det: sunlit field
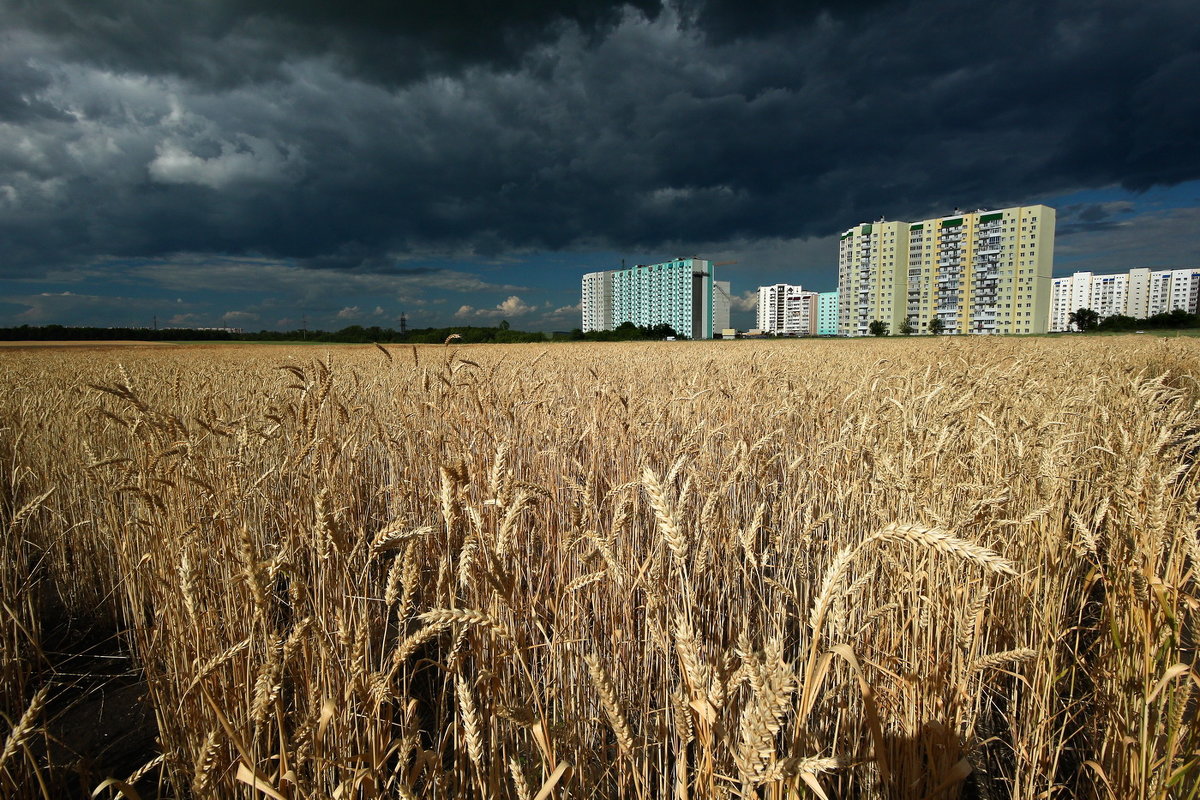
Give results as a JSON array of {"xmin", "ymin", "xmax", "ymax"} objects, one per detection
[{"xmin": 2, "ymin": 337, "xmax": 1197, "ymax": 799}]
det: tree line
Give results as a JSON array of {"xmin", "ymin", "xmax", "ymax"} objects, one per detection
[
  {"xmin": 0, "ymin": 321, "xmax": 682, "ymax": 344},
  {"xmin": 860, "ymin": 308, "xmax": 1198, "ymax": 336},
  {"xmin": 1066, "ymin": 307, "xmax": 1198, "ymax": 332}
]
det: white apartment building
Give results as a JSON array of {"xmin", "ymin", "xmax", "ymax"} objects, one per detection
[
  {"xmin": 1153, "ymin": 269, "xmax": 1200, "ymax": 317},
  {"xmin": 1049, "ymin": 272, "xmax": 1095, "ymax": 332},
  {"xmin": 1048, "ymin": 267, "xmax": 1200, "ymax": 330},
  {"xmin": 757, "ymin": 283, "xmax": 818, "ymax": 335},
  {"xmin": 581, "ymin": 271, "xmax": 613, "ymax": 332},
  {"xmin": 580, "ymin": 258, "xmax": 719, "ymax": 339},
  {"xmin": 1091, "ymin": 273, "xmax": 1128, "ymax": 318}
]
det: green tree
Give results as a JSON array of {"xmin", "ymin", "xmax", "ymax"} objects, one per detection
[
  {"xmin": 928, "ymin": 317, "xmax": 946, "ymax": 335},
  {"xmin": 1068, "ymin": 308, "xmax": 1100, "ymax": 332},
  {"xmin": 898, "ymin": 316, "xmax": 916, "ymax": 335},
  {"xmin": 868, "ymin": 319, "xmax": 889, "ymax": 337},
  {"xmin": 613, "ymin": 321, "xmax": 642, "ymax": 340}
]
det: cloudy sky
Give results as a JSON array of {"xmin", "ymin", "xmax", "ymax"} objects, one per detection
[{"xmin": 1, "ymin": 0, "xmax": 1198, "ymax": 331}]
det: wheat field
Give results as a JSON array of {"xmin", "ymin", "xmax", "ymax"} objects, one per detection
[{"xmin": 1, "ymin": 337, "xmax": 1197, "ymax": 799}]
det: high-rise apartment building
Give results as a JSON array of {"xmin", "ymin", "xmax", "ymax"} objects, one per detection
[
  {"xmin": 757, "ymin": 283, "xmax": 818, "ymax": 335},
  {"xmin": 581, "ymin": 270, "xmax": 613, "ymax": 333},
  {"xmin": 1049, "ymin": 271, "xmax": 1096, "ymax": 332},
  {"xmin": 1048, "ymin": 267, "xmax": 1200, "ymax": 330},
  {"xmin": 714, "ymin": 280, "xmax": 731, "ymax": 333},
  {"xmin": 838, "ymin": 205, "xmax": 1055, "ymax": 335},
  {"xmin": 1154, "ymin": 269, "xmax": 1200, "ymax": 317},
  {"xmin": 580, "ymin": 258, "xmax": 719, "ymax": 339},
  {"xmin": 817, "ymin": 291, "xmax": 839, "ymax": 336},
  {"xmin": 838, "ymin": 221, "xmax": 909, "ymax": 336}
]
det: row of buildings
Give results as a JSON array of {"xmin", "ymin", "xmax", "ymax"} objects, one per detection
[
  {"xmin": 580, "ymin": 204, "xmax": 1197, "ymax": 338},
  {"xmin": 755, "ymin": 284, "xmax": 839, "ymax": 336},
  {"xmin": 581, "ymin": 258, "xmax": 730, "ymax": 339},
  {"xmin": 1048, "ymin": 268, "xmax": 1200, "ymax": 331}
]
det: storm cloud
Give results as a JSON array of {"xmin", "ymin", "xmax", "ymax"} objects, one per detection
[{"xmin": 0, "ymin": 0, "xmax": 1197, "ymax": 323}]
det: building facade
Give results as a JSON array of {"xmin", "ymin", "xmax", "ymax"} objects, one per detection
[
  {"xmin": 838, "ymin": 221, "xmax": 908, "ymax": 336},
  {"xmin": 581, "ymin": 271, "xmax": 613, "ymax": 333},
  {"xmin": 1048, "ymin": 267, "xmax": 1200, "ymax": 330},
  {"xmin": 756, "ymin": 283, "xmax": 818, "ymax": 335},
  {"xmin": 713, "ymin": 280, "xmax": 731, "ymax": 333},
  {"xmin": 580, "ymin": 258, "xmax": 718, "ymax": 339},
  {"xmin": 839, "ymin": 205, "xmax": 1056, "ymax": 335},
  {"xmin": 817, "ymin": 291, "xmax": 839, "ymax": 335}
]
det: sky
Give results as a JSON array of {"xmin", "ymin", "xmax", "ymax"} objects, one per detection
[{"xmin": 1, "ymin": 0, "xmax": 1198, "ymax": 332}]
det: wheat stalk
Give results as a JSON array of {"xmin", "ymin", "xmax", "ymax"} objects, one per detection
[
  {"xmin": 872, "ymin": 522, "xmax": 1017, "ymax": 575},
  {"xmin": 456, "ymin": 676, "xmax": 485, "ymax": 769},
  {"xmin": 642, "ymin": 466, "xmax": 688, "ymax": 563},
  {"xmin": 585, "ymin": 653, "xmax": 635, "ymax": 756}
]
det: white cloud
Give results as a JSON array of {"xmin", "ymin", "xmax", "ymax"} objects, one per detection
[
  {"xmin": 149, "ymin": 135, "xmax": 302, "ymax": 189},
  {"xmin": 497, "ymin": 295, "xmax": 533, "ymax": 315},
  {"xmin": 336, "ymin": 306, "xmax": 361, "ymax": 319},
  {"xmin": 730, "ymin": 290, "xmax": 758, "ymax": 311},
  {"xmin": 221, "ymin": 310, "xmax": 258, "ymax": 323},
  {"xmin": 454, "ymin": 295, "xmax": 536, "ymax": 320}
]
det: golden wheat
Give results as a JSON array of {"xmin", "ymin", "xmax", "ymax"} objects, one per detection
[{"xmin": 0, "ymin": 337, "xmax": 1196, "ymax": 799}]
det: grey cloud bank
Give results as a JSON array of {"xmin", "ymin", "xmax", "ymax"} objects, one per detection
[{"xmin": 0, "ymin": 0, "xmax": 1198, "ymax": 328}]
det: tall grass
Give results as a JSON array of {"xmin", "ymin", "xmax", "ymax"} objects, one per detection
[{"xmin": 0, "ymin": 337, "xmax": 1197, "ymax": 798}]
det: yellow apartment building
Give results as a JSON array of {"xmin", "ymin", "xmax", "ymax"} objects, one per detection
[
  {"xmin": 837, "ymin": 220, "xmax": 909, "ymax": 336},
  {"xmin": 840, "ymin": 205, "xmax": 1055, "ymax": 335}
]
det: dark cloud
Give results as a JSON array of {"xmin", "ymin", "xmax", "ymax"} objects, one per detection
[
  {"xmin": 4, "ymin": 0, "xmax": 664, "ymax": 88},
  {"xmin": 678, "ymin": 0, "xmax": 893, "ymax": 42},
  {"xmin": 0, "ymin": 0, "xmax": 1197, "ymax": 284},
  {"xmin": 1055, "ymin": 206, "xmax": 1200, "ymax": 270},
  {"xmin": 1056, "ymin": 200, "xmax": 1137, "ymax": 236}
]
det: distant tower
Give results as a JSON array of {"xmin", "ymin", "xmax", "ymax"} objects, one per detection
[{"xmin": 399, "ymin": 313, "xmax": 407, "ymax": 334}]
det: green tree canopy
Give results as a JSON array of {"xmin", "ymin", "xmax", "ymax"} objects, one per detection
[{"xmin": 1068, "ymin": 308, "xmax": 1101, "ymax": 332}]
